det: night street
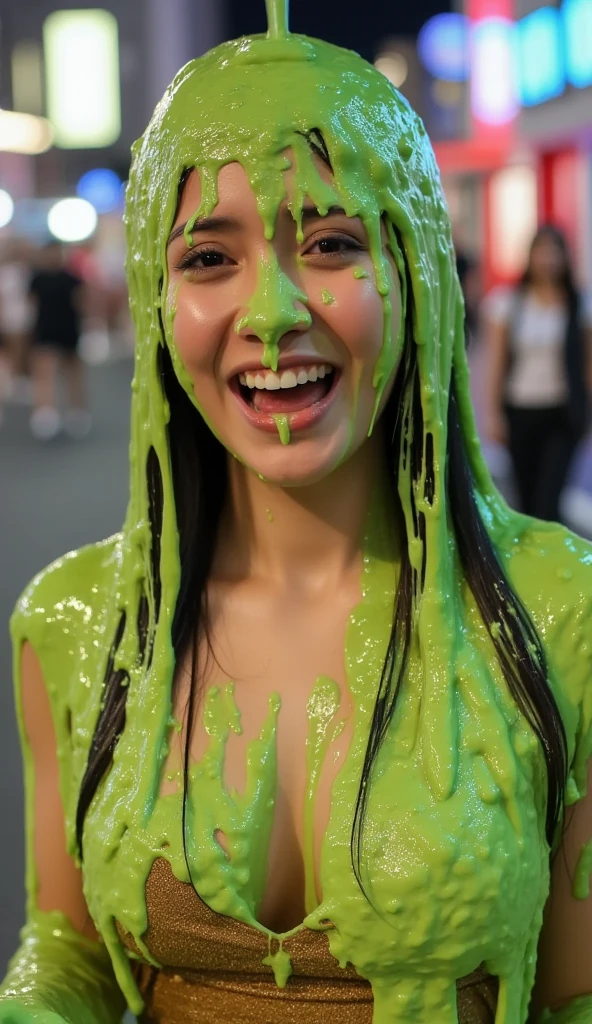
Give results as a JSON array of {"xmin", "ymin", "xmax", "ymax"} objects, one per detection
[{"xmin": 0, "ymin": 357, "xmax": 132, "ymax": 975}]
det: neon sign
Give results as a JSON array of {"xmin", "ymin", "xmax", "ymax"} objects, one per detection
[{"xmin": 516, "ymin": 7, "xmax": 564, "ymax": 106}]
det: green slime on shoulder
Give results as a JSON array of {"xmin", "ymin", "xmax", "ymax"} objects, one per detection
[{"xmin": 5, "ymin": 0, "xmax": 592, "ymax": 1022}]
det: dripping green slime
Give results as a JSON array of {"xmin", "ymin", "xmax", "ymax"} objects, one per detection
[{"xmin": 4, "ymin": 2, "xmax": 592, "ymax": 1023}]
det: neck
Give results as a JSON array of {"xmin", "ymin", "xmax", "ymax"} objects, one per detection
[
  {"xmin": 215, "ymin": 431, "xmax": 392, "ymax": 592},
  {"xmin": 530, "ymin": 279, "xmax": 565, "ymax": 301}
]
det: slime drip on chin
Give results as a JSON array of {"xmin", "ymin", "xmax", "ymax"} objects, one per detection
[{"xmin": 272, "ymin": 413, "xmax": 291, "ymax": 444}]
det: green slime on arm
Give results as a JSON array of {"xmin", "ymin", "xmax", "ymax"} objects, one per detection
[
  {"xmin": 5, "ymin": 0, "xmax": 592, "ymax": 1021},
  {"xmin": 573, "ymin": 841, "xmax": 592, "ymax": 900}
]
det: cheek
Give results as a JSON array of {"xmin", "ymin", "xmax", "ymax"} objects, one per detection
[
  {"xmin": 322, "ymin": 281, "xmax": 386, "ymax": 363},
  {"xmin": 168, "ymin": 282, "xmax": 220, "ymax": 375}
]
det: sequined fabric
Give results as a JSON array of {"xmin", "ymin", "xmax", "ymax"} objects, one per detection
[{"xmin": 118, "ymin": 858, "xmax": 498, "ymax": 1023}]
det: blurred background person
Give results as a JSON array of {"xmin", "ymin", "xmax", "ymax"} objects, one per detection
[
  {"xmin": 0, "ymin": 239, "xmax": 34, "ymax": 414},
  {"xmin": 28, "ymin": 241, "xmax": 91, "ymax": 441},
  {"xmin": 483, "ymin": 224, "xmax": 592, "ymax": 522}
]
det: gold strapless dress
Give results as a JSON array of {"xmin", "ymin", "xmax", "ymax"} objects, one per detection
[{"xmin": 119, "ymin": 858, "xmax": 498, "ymax": 1023}]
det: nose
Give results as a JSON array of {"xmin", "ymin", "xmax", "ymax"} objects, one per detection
[{"xmin": 235, "ymin": 252, "xmax": 312, "ymax": 371}]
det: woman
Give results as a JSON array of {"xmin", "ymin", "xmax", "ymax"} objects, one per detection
[
  {"xmin": 484, "ymin": 224, "xmax": 592, "ymax": 523},
  {"xmin": 1, "ymin": 5, "xmax": 592, "ymax": 1022}
]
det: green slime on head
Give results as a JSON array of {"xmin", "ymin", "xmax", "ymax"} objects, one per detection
[{"xmin": 6, "ymin": 1, "xmax": 592, "ymax": 1022}]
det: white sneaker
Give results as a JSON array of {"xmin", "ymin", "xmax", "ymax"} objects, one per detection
[
  {"xmin": 64, "ymin": 408, "xmax": 92, "ymax": 439},
  {"xmin": 30, "ymin": 406, "xmax": 61, "ymax": 441}
]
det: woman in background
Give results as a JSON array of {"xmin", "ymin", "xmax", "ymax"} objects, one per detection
[{"xmin": 484, "ymin": 224, "xmax": 592, "ymax": 522}]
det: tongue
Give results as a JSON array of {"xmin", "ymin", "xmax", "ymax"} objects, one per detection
[{"xmin": 252, "ymin": 380, "xmax": 327, "ymax": 414}]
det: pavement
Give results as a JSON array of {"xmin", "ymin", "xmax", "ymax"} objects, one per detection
[{"xmin": 1, "ymin": 348, "xmax": 592, "ymax": 990}]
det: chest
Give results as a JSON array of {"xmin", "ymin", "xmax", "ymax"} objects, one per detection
[
  {"xmin": 513, "ymin": 302, "xmax": 567, "ymax": 353},
  {"xmin": 80, "ymin": 578, "xmax": 551, "ymax": 1019},
  {"xmin": 163, "ymin": 586, "xmax": 358, "ymax": 931}
]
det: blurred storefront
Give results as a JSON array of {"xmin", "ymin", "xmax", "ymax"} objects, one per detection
[
  {"xmin": 0, "ymin": 1, "xmax": 225, "ymax": 358},
  {"xmin": 430, "ymin": 0, "xmax": 592, "ymax": 291}
]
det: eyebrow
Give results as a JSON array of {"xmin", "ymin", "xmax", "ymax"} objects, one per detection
[
  {"xmin": 167, "ymin": 216, "xmax": 242, "ymax": 246},
  {"xmin": 299, "ymin": 204, "xmax": 347, "ymax": 222},
  {"xmin": 167, "ymin": 204, "xmax": 350, "ymax": 247}
]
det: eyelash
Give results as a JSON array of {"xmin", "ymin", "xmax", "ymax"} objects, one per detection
[
  {"xmin": 175, "ymin": 247, "xmax": 231, "ymax": 272},
  {"xmin": 304, "ymin": 234, "xmax": 364, "ymax": 257},
  {"xmin": 175, "ymin": 234, "xmax": 364, "ymax": 273}
]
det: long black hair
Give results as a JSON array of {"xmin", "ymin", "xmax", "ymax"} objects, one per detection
[{"xmin": 76, "ymin": 182, "xmax": 568, "ymax": 888}]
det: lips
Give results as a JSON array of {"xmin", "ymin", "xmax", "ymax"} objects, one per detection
[
  {"xmin": 229, "ymin": 362, "xmax": 341, "ymax": 435},
  {"xmin": 251, "ymin": 377, "xmax": 328, "ymax": 413}
]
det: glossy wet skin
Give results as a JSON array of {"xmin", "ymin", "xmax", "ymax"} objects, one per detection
[{"xmin": 166, "ymin": 159, "xmax": 402, "ymax": 486}]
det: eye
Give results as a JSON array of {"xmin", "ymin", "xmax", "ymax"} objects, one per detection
[
  {"xmin": 175, "ymin": 247, "xmax": 235, "ymax": 273},
  {"xmin": 303, "ymin": 233, "xmax": 364, "ymax": 258}
]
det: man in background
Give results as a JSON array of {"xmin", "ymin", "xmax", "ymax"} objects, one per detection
[{"xmin": 28, "ymin": 241, "xmax": 91, "ymax": 441}]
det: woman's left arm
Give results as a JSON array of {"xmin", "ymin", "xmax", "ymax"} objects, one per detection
[
  {"xmin": 585, "ymin": 326, "xmax": 592, "ymax": 396},
  {"xmin": 530, "ymin": 761, "xmax": 592, "ymax": 1021}
]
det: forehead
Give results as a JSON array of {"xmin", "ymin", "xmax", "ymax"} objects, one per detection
[{"xmin": 174, "ymin": 151, "xmax": 338, "ymax": 225}]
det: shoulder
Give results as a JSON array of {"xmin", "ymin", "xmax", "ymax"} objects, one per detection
[
  {"xmin": 482, "ymin": 285, "xmax": 517, "ymax": 325},
  {"xmin": 500, "ymin": 520, "xmax": 592, "ymax": 778},
  {"xmin": 11, "ymin": 534, "xmax": 122, "ymax": 663}
]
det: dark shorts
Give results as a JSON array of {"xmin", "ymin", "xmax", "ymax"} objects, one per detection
[{"xmin": 33, "ymin": 332, "xmax": 79, "ymax": 353}]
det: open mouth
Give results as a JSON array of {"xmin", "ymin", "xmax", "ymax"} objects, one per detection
[{"xmin": 229, "ymin": 362, "xmax": 340, "ymax": 434}]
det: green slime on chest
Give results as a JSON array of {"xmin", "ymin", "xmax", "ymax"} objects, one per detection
[{"xmin": 6, "ymin": 0, "xmax": 592, "ymax": 1021}]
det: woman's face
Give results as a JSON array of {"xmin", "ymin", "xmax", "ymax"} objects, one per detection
[
  {"xmin": 528, "ymin": 233, "xmax": 566, "ymax": 283},
  {"xmin": 165, "ymin": 158, "xmax": 401, "ymax": 485}
]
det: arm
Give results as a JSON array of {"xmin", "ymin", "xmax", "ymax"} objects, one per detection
[
  {"xmin": 529, "ymin": 761, "xmax": 592, "ymax": 1022},
  {"xmin": 482, "ymin": 314, "xmax": 510, "ymax": 446},
  {"xmin": 584, "ymin": 327, "xmax": 592, "ymax": 397},
  {"xmin": 0, "ymin": 643, "xmax": 126, "ymax": 1024}
]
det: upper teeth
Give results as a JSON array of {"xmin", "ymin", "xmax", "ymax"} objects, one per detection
[{"xmin": 238, "ymin": 364, "xmax": 333, "ymax": 390}]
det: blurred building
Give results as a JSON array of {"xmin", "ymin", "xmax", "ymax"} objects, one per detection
[
  {"xmin": 426, "ymin": 0, "xmax": 592, "ymax": 291},
  {"xmin": 0, "ymin": 1, "xmax": 224, "ymax": 226}
]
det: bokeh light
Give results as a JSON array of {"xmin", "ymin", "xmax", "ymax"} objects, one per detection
[
  {"xmin": 77, "ymin": 168, "xmax": 122, "ymax": 214},
  {"xmin": 0, "ymin": 190, "xmax": 15, "ymax": 229},
  {"xmin": 418, "ymin": 13, "xmax": 469, "ymax": 82},
  {"xmin": 374, "ymin": 53, "xmax": 409, "ymax": 88},
  {"xmin": 47, "ymin": 197, "xmax": 98, "ymax": 242}
]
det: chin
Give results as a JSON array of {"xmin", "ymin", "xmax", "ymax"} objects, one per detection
[{"xmin": 245, "ymin": 436, "xmax": 349, "ymax": 487}]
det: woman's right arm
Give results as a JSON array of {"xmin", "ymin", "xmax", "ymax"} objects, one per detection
[
  {"xmin": 482, "ymin": 310, "xmax": 510, "ymax": 446},
  {"xmin": 0, "ymin": 642, "xmax": 126, "ymax": 1024}
]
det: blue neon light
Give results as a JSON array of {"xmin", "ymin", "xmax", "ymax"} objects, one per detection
[
  {"xmin": 516, "ymin": 7, "xmax": 565, "ymax": 105},
  {"xmin": 418, "ymin": 13, "xmax": 469, "ymax": 82},
  {"xmin": 563, "ymin": 0, "xmax": 592, "ymax": 87},
  {"xmin": 76, "ymin": 168, "xmax": 122, "ymax": 214}
]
